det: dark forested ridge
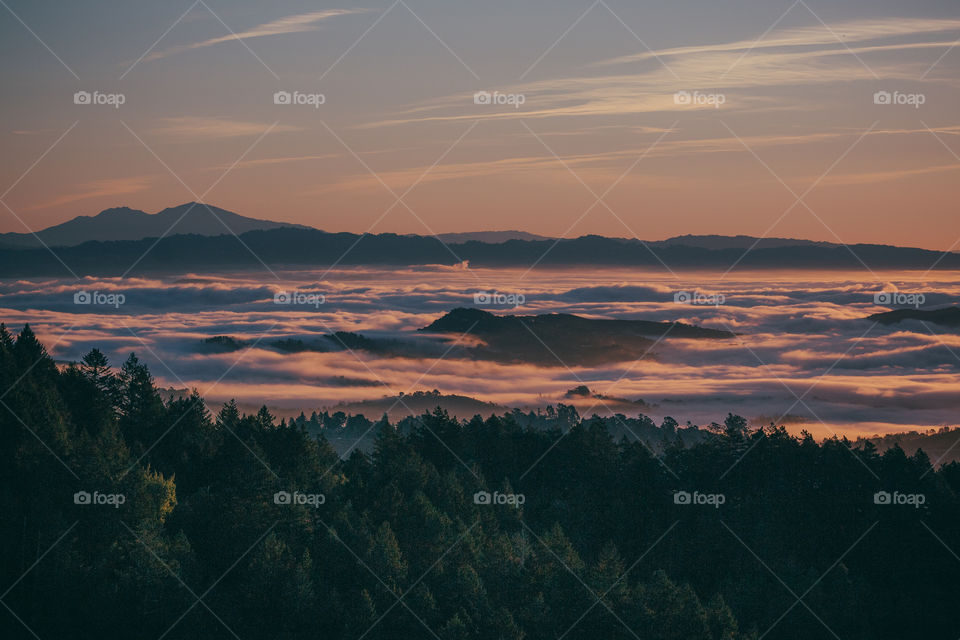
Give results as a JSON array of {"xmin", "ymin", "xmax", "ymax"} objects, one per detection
[
  {"xmin": 3, "ymin": 226, "xmax": 960, "ymax": 276},
  {"xmin": 2, "ymin": 324, "xmax": 959, "ymax": 639}
]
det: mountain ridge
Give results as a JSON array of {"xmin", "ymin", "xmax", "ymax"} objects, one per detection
[{"xmin": 0, "ymin": 202, "xmax": 313, "ymax": 248}]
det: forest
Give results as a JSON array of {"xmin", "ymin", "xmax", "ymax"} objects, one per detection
[{"xmin": 1, "ymin": 323, "xmax": 958, "ymax": 639}]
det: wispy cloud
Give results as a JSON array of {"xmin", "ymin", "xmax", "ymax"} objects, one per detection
[
  {"xmin": 26, "ymin": 176, "xmax": 153, "ymax": 210},
  {"xmin": 360, "ymin": 16, "xmax": 960, "ymax": 129},
  {"xmin": 150, "ymin": 117, "xmax": 300, "ymax": 140},
  {"xmin": 145, "ymin": 9, "xmax": 368, "ymax": 62}
]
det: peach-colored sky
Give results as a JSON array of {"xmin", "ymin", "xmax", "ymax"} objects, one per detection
[{"xmin": 1, "ymin": 1, "xmax": 959, "ymax": 249}]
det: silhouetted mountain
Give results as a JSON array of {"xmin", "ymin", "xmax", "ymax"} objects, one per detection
[
  {"xmin": 0, "ymin": 202, "xmax": 311, "ymax": 248},
  {"xmin": 420, "ymin": 307, "xmax": 734, "ymax": 366},
  {"xmin": 434, "ymin": 230, "xmax": 553, "ymax": 243},
  {"xmin": 867, "ymin": 306, "xmax": 960, "ymax": 327},
  {"xmin": 2, "ymin": 211, "xmax": 959, "ymax": 275},
  {"xmin": 657, "ymin": 234, "xmax": 835, "ymax": 250}
]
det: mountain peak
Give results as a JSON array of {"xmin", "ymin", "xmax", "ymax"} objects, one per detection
[{"xmin": 0, "ymin": 203, "xmax": 312, "ymax": 248}]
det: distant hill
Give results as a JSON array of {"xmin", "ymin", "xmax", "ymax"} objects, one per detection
[
  {"xmin": 657, "ymin": 234, "xmax": 835, "ymax": 250},
  {"xmin": 867, "ymin": 306, "xmax": 960, "ymax": 328},
  {"xmin": 0, "ymin": 202, "xmax": 312, "ymax": 248},
  {"xmin": 2, "ymin": 204, "xmax": 959, "ymax": 275},
  {"xmin": 856, "ymin": 426, "xmax": 960, "ymax": 465},
  {"xmin": 434, "ymin": 230, "xmax": 553, "ymax": 243},
  {"xmin": 420, "ymin": 307, "xmax": 734, "ymax": 366}
]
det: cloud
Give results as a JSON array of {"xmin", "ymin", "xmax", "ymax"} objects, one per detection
[
  {"xmin": 25, "ymin": 176, "xmax": 153, "ymax": 210},
  {"xmin": 145, "ymin": 9, "xmax": 368, "ymax": 62},
  {"xmin": 150, "ymin": 117, "xmax": 300, "ymax": 140}
]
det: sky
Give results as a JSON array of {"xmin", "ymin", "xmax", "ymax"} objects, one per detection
[{"xmin": 1, "ymin": 0, "xmax": 959, "ymax": 248}]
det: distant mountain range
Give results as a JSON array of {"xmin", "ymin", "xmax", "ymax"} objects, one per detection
[
  {"xmin": 0, "ymin": 203, "xmax": 312, "ymax": 248},
  {"xmin": 1, "ymin": 203, "xmax": 958, "ymax": 275}
]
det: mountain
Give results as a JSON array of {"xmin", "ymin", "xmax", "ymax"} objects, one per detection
[
  {"xmin": 434, "ymin": 230, "xmax": 553, "ymax": 243},
  {"xmin": 0, "ymin": 202, "xmax": 312, "ymax": 248},
  {"xmin": 420, "ymin": 307, "xmax": 734, "ymax": 366},
  {"xmin": 867, "ymin": 306, "xmax": 960, "ymax": 328},
  {"xmin": 2, "ymin": 206, "xmax": 960, "ymax": 275},
  {"xmin": 657, "ymin": 234, "xmax": 836, "ymax": 250}
]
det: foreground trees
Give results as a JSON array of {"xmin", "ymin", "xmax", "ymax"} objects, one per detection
[{"xmin": 1, "ymin": 324, "xmax": 957, "ymax": 639}]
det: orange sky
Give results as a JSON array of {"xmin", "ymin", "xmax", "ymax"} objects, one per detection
[{"xmin": 1, "ymin": 1, "xmax": 959, "ymax": 249}]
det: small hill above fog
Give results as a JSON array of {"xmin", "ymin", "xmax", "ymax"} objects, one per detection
[
  {"xmin": 867, "ymin": 306, "xmax": 960, "ymax": 328},
  {"xmin": 420, "ymin": 307, "xmax": 734, "ymax": 366}
]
